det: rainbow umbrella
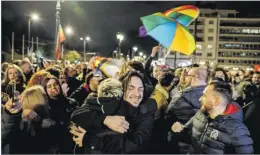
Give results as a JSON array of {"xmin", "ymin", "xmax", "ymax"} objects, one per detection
[
  {"xmin": 140, "ymin": 13, "xmax": 196, "ymax": 55},
  {"xmin": 139, "ymin": 5, "xmax": 199, "ymax": 37}
]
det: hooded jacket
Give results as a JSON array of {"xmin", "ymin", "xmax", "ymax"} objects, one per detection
[{"xmin": 188, "ymin": 103, "xmax": 253, "ymax": 154}]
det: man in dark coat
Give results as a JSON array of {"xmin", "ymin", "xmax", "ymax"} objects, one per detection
[
  {"xmin": 166, "ymin": 67, "xmax": 208, "ymax": 153},
  {"xmin": 172, "ymin": 79, "xmax": 253, "ymax": 154},
  {"xmin": 69, "ymin": 69, "xmax": 104, "ymax": 106}
]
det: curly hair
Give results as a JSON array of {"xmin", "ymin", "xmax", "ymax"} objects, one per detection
[{"xmin": 98, "ymin": 78, "xmax": 123, "ymax": 100}]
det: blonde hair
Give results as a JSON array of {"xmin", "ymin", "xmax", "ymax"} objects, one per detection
[
  {"xmin": 97, "ymin": 78, "xmax": 123, "ymax": 99},
  {"xmin": 22, "ymin": 85, "xmax": 48, "ymax": 112},
  {"xmin": 2, "ymin": 64, "xmax": 26, "ymax": 85}
]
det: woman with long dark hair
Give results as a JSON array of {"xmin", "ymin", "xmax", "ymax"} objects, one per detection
[{"xmin": 42, "ymin": 75, "xmax": 78, "ymax": 153}]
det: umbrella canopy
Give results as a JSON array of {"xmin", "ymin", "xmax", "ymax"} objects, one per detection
[
  {"xmin": 140, "ymin": 13, "xmax": 196, "ymax": 55},
  {"xmin": 139, "ymin": 5, "xmax": 199, "ymax": 37}
]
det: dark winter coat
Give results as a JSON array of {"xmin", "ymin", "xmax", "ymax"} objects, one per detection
[
  {"xmin": 1, "ymin": 106, "xmax": 22, "ymax": 154},
  {"xmin": 48, "ymin": 96, "xmax": 79, "ymax": 153},
  {"xmin": 166, "ymin": 85, "xmax": 206, "ymax": 124},
  {"xmin": 188, "ymin": 103, "xmax": 253, "ymax": 154},
  {"xmin": 67, "ymin": 77, "xmax": 82, "ymax": 97},
  {"xmin": 77, "ymin": 98, "xmax": 157, "ymax": 154},
  {"xmin": 144, "ymin": 56, "xmax": 158, "ymax": 87},
  {"xmin": 3, "ymin": 112, "xmax": 60, "ymax": 154},
  {"xmin": 165, "ymin": 85, "xmax": 206, "ymax": 153},
  {"xmin": 69, "ymin": 83, "xmax": 93, "ymax": 106},
  {"xmin": 244, "ymin": 97, "xmax": 260, "ymax": 153}
]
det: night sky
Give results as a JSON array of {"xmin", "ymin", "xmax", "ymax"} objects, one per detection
[{"xmin": 2, "ymin": 1, "xmax": 260, "ymax": 58}]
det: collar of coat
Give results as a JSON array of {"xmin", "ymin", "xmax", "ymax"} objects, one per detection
[{"xmin": 155, "ymin": 84, "xmax": 169, "ymax": 99}]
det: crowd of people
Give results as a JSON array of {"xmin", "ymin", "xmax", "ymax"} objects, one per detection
[{"xmin": 1, "ymin": 46, "xmax": 260, "ymax": 154}]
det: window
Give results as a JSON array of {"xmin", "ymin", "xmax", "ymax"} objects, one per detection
[
  {"xmin": 207, "ymin": 53, "xmax": 212, "ymax": 57},
  {"xmin": 209, "ymin": 29, "xmax": 214, "ymax": 33},
  {"xmin": 229, "ymin": 60, "xmax": 231, "ymax": 63},
  {"xmin": 249, "ymin": 61, "xmax": 252, "ymax": 64},
  {"xmin": 209, "ymin": 21, "xmax": 214, "ymax": 24},
  {"xmin": 208, "ymin": 37, "xmax": 214, "ymax": 41},
  {"xmin": 207, "ymin": 45, "xmax": 213, "ymax": 49},
  {"xmin": 196, "ymin": 44, "xmax": 202, "ymax": 50}
]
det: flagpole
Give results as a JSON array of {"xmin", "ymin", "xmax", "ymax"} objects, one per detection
[
  {"xmin": 22, "ymin": 35, "xmax": 25, "ymax": 59},
  {"xmin": 36, "ymin": 37, "xmax": 39, "ymax": 52},
  {"xmin": 11, "ymin": 32, "xmax": 14, "ymax": 61},
  {"xmin": 31, "ymin": 37, "xmax": 34, "ymax": 62}
]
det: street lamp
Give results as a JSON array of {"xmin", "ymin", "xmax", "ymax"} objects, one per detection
[
  {"xmin": 139, "ymin": 52, "xmax": 143, "ymax": 57},
  {"xmin": 80, "ymin": 36, "xmax": 91, "ymax": 62},
  {"xmin": 143, "ymin": 55, "xmax": 147, "ymax": 59},
  {"xmin": 65, "ymin": 26, "xmax": 73, "ymax": 36},
  {"xmin": 132, "ymin": 46, "xmax": 138, "ymax": 59},
  {"xmin": 28, "ymin": 13, "xmax": 40, "ymax": 54},
  {"xmin": 116, "ymin": 33, "xmax": 124, "ymax": 59}
]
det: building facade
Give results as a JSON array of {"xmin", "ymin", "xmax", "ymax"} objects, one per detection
[{"xmin": 165, "ymin": 8, "xmax": 260, "ymax": 70}]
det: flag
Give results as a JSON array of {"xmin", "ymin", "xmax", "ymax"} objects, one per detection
[{"xmin": 55, "ymin": 24, "xmax": 66, "ymax": 60}]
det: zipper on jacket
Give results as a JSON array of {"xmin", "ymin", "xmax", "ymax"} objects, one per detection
[{"xmin": 199, "ymin": 122, "xmax": 208, "ymax": 152}]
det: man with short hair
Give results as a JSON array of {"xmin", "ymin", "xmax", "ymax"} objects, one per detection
[
  {"xmin": 166, "ymin": 67, "xmax": 208, "ymax": 153},
  {"xmin": 70, "ymin": 69, "xmax": 104, "ymax": 106},
  {"xmin": 172, "ymin": 80, "xmax": 253, "ymax": 154}
]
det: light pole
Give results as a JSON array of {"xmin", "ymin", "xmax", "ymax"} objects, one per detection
[
  {"xmin": 116, "ymin": 33, "xmax": 124, "ymax": 59},
  {"xmin": 113, "ymin": 50, "xmax": 117, "ymax": 58},
  {"xmin": 132, "ymin": 46, "xmax": 138, "ymax": 59},
  {"xmin": 28, "ymin": 13, "xmax": 39, "ymax": 56},
  {"xmin": 80, "ymin": 36, "xmax": 90, "ymax": 62}
]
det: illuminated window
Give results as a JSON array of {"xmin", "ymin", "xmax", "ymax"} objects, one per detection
[
  {"xmin": 196, "ymin": 44, "xmax": 202, "ymax": 50},
  {"xmin": 208, "ymin": 45, "xmax": 213, "ymax": 49}
]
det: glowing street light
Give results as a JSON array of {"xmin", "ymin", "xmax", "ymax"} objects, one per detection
[
  {"xmin": 80, "ymin": 36, "xmax": 91, "ymax": 62},
  {"xmin": 114, "ymin": 50, "xmax": 117, "ymax": 53},
  {"xmin": 133, "ymin": 46, "xmax": 138, "ymax": 52},
  {"xmin": 65, "ymin": 26, "xmax": 73, "ymax": 36},
  {"xmin": 143, "ymin": 55, "xmax": 147, "ymax": 59},
  {"xmin": 31, "ymin": 13, "xmax": 40, "ymax": 21},
  {"xmin": 117, "ymin": 33, "xmax": 124, "ymax": 42},
  {"xmin": 139, "ymin": 52, "xmax": 143, "ymax": 57}
]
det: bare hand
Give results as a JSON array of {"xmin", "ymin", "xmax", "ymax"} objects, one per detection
[
  {"xmin": 104, "ymin": 116, "xmax": 129, "ymax": 134},
  {"xmin": 171, "ymin": 122, "xmax": 184, "ymax": 133},
  {"xmin": 61, "ymin": 83, "xmax": 70, "ymax": 97},
  {"xmin": 5, "ymin": 98, "xmax": 22, "ymax": 114},
  {"xmin": 151, "ymin": 46, "xmax": 160, "ymax": 57},
  {"xmin": 70, "ymin": 126, "xmax": 87, "ymax": 147}
]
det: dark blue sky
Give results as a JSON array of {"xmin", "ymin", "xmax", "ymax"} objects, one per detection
[{"xmin": 2, "ymin": 1, "xmax": 260, "ymax": 58}]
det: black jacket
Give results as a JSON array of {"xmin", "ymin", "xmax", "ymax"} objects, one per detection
[
  {"xmin": 71, "ymin": 97, "xmax": 121, "ymax": 135},
  {"xmin": 244, "ymin": 97, "xmax": 260, "ymax": 153},
  {"xmin": 5, "ymin": 115, "xmax": 59, "ymax": 154},
  {"xmin": 67, "ymin": 77, "xmax": 82, "ymax": 97},
  {"xmin": 144, "ymin": 56, "xmax": 158, "ymax": 87},
  {"xmin": 48, "ymin": 96, "xmax": 79, "ymax": 153},
  {"xmin": 69, "ymin": 83, "xmax": 93, "ymax": 106},
  {"xmin": 77, "ymin": 98, "xmax": 157, "ymax": 154},
  {"xmin": 188, "ymin": 103, "xmax": 253, "ymax": 154},
  {"xmin": 1, "ymin": 106, "xmax": 22, "ymax": 154}
]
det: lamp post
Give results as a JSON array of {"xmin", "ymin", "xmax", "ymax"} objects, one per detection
[
  {"xmin": 113, "ymin": 50, "xmax": 117, "ymax": 58},
  {"xmin": 132, "ymin": 46, "xmax": 138, "ymax": 59},
  {"xmin": 80, "ymin": 36, "xmax": 90, "ymax": 62},
  {"xmin": 28, "ymin": 13, "xmax": 39, "ymax": 56},
  {"xmin": 116, "ymin": 33, "xmax": 124, "ymax": 59}
]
